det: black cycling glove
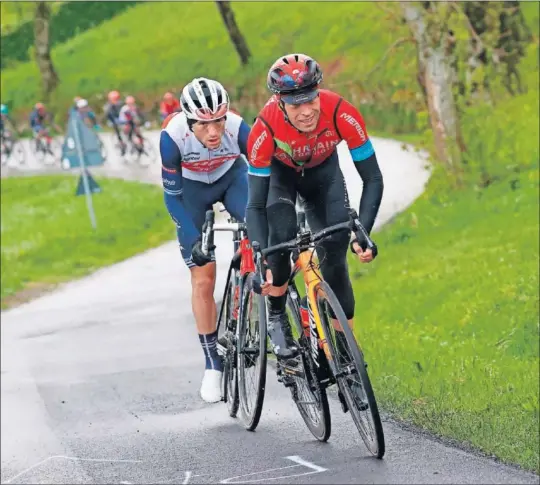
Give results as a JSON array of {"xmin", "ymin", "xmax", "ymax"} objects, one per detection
[{"xmin": 191, "ymin": 237, "xmax": 215, "ymax": 267}]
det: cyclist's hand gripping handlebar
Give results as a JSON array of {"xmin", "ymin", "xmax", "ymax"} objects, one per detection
[
  {"xmin": 201, "ymin": 210, "xmax": 216, "ymax": 256},
  {"xmin": 348, "ymin": 208, "xmax": 378, "ymax": 258}
]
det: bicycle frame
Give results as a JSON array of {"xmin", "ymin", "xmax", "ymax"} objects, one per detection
[
  {"xmin": 292, "ymin": 250, "xmax": 333, "ymax": 370},
  {"xmin": 207, "ymin": 217, "xmax": 255, "ymax": 334}
]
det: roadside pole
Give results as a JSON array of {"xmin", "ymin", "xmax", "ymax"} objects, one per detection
[{"xmin": 71, "ymin": 113, "xmax": 97, "ymax": 230}]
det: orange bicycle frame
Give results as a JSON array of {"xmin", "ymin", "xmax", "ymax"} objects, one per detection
[{"xmin": 294, "ymin": 249, "xmax": 333, "ymax": 365}]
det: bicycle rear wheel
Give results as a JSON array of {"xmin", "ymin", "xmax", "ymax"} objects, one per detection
[
  {"xmin": 13, "ymin": 141, "xmax": 26, "ymax": 165},
  {"xmin": 218, "ymin": 268, "xmax": 239, "ymax": 418},
  {"xmin": 286, "ymin": 288, "xmax": 331, "ymax": 442},
  {"xmin": 237, "ymin": 273, "xmax": 267, "ymax": 431},
  {"xmin": 316, "ymin": 280, "xmax": 385, "ymax": 458},
  {"xmin": 42, "ymin": 138, "xmax": 61, "ymax": 166}
]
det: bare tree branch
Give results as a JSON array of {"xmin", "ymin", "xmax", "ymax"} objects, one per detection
[
  {"xmin": 376, "ymin": 3, "xmax": 404, "ymax": 23},
  {"xmin": 365, "ymin": 36, "xmax": 415, "ymax": 80},
  {"xmin": 450, "ymin": 1, "xmax": 483, "ymax": 47}
]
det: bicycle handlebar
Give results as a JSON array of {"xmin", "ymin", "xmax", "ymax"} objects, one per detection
[
  {"xmin": 250, "ymin": 208, "xmax": 377, "ymax": 294},
  {"xmin": 200, "ymin": 209, "xmax": 247, "ymax": 256},
  {"xmin": 254, "ymin": 208, "xmax": 377, "ymax": 259}
]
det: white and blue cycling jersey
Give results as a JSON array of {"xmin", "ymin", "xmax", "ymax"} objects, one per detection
[{"xmin": 160, "ymin": 111, "xmax": 251, "ymax": 268}]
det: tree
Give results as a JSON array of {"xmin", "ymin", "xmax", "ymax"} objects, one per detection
[
  {"xmin": 401, "ymin": 2, "xmax": 464, "ymax": 170},
  {"xmin": 215, "ymin": 1, "xmax": 251, "ymax": 66},
  {"xmin": 34, "ymin": 1, "xmax": 59, "ymax": 100}
]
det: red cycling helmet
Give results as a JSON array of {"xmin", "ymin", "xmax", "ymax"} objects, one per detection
[{"xmin": 267, "ymin": 53, "xmax": 323, "ymax": 105}]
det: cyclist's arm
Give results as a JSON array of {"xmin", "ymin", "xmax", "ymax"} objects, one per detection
[
  {"xmin": 335, "ymin": 99, "xmax": 384, "ymax": 234},
  {"xmin": 88, "ymin": 111, "xmax": 98, "ymax": 127},
  {"xmin": 49, "ymin": 112, "xmax": 63, "ymax": 133},
  {"xmin": 237, "ymin": 119, "xmax": 251, "ymax": 158},
  {"xmin": 246, "ymin": 119, "xmax": 274, "ymax": 249},
  {"xmin": 160, "ymin": 130, "xmax": 199, "ymax": 247}
]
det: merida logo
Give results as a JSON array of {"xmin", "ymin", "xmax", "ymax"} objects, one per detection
[
  {"xmin": 251, "ymin": 130, "xmax": 268, "ymax": 160},
  {"xmin": 339, "ymin": 113, "xmax": 366, "ymax": 142}
]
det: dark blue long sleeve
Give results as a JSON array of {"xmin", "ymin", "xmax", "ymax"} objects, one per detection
[
  {"xmin": 238, "ymin": 120, "xmax": 251, "ymax": 158},
  {"xmin": 160, "ymin": 131, "xmax": 199, "ymax": 248}
]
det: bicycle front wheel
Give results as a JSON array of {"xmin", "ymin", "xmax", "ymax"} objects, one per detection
[
  {"xmin": 139, "ymin": 137, "xmax": 158, "ymax": 165},
  {"xmin": 316, "ymin": 280, "xmax": 385, "ymax": 458},
  {"xmin": 237, "ymin": 273, "xmax": 267, "ymax": 431},
  {"xmin": 286, "ymin": 289, "xmax": 331, "ymax": 442},
  {"xmin": 218, "ymin": 268, "xmax": 239, "ymax": 418}
]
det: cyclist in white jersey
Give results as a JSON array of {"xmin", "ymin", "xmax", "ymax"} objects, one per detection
[{"xmin": 161, "ymin": 78, "xmax": 251, "ymax": 403}]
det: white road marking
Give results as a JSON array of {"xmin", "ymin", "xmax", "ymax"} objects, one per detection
[
  {"xmin": 2, "ymin": 455, "xmax": 142, "ymax": 484},
  {"xmin": 285, "ymin": 455, "xmax": 327, "ymax": 473},
  {"xmin": 183, "ymin": 471, "xmax": 192, "ymax": 484},
  {"xmin": 219, "ymin": 455, "xmax": 327, "ymax": 484}
]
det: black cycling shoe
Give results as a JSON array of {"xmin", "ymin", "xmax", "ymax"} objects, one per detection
[{"xmin": 268, "ymin": 311, "xmax": 299, "ymax": 361}]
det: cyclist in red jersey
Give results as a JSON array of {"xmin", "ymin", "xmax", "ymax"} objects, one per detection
[
  {"xmin": 246, "ymin": 53, "xmax": 384, "ymax": 364},
  {"xmin": 160, "ymin": 92, "xmax": 181, "ymax": 121}
]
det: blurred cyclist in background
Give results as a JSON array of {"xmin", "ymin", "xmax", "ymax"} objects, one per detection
[
  {"xmin": 1, "ymin": 104, "xmax": 20, "ymax": 154},
  {"xmin": 29, "ymin": 102, "xmax": 62, "ymax": 152},
  {"xmin": 160, "ymin": 91, "xmax": 181, "ymax": 121},
  {"xmin": 103, "ymin": 90, "xmax": 126, "ymax": 155},
  {"xmin": 119, "ymin": 95, "xmax": 146, "ymax": 146},
  {"xmin": 75, "ymin": 98, "xmax": 101, "ymax": 130}
]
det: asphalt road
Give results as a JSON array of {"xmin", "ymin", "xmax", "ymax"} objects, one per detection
[{"xmin": 2, "ymin": 136, "xmax": 538, "ymax": 484}]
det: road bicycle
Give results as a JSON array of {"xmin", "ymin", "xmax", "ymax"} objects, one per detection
[
  {"xmin": 200, "ymin": 208, "xmax": 267, "ymax": 430},
  {"xmin": 1, "ymin": 130, "xmax": 25, "ymax": 166},
  {"xmin": 249, "ymin": 207, "xmax": 385, "ymax": 457},
  {"xmin": 32, "ymin": 131, "xmax": 62, "ymax": 166},
  {"xmin": 122, "ymin": 123, "xmax": 157, "ymax": 166}
]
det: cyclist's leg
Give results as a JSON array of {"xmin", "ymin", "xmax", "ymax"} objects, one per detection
[
  {"xmin": 182, "ymin": 178, "xmax": 227, "ymax": 387},
  {"xmin": 265, "ymin": 160, "xmax": 300, "ymax": 359},
  {"xmin": 299, "ymin": 151, "xmax": 355, "ymax": 321},
  {"xmin": 112, "ymin": 122, "xmax": 126, "ymax": 155},
  {"xmin": 221, "ymin": 157, "xmax": 249, "ymax": 222},
  {"xmin": 32, "ymin": 125, "xmax": 43, "ymax": 150}
]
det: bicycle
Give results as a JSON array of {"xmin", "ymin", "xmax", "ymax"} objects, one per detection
[
  {"xmin": 32, "ymin": 131, "xmax": 62, "ymax": 166},
  {"xmin": 200, "ymin": 208, "xmax": 267, "ymax": 431},
  {"xmin": 123, "ymin": 122, "xmax": 157, "ymax": 166},
  {"xmin": 1, "ymin": 130, "xmax": 25, "ymax": 166},
  {"xmin": 248, "ymin": 206, "xmax": 385, "ymax": 457}
]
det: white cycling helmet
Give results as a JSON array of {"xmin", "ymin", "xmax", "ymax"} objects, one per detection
[
  {"xmin": 180, "ymin": 78, "xmax": 229, "ymax": 122},
  {"xmin": 76, "ymin": 98, "xmax": 89, "ymax": 109}
]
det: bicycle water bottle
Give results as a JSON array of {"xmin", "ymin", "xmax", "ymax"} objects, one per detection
[{"xmin": 300, "ymin": 296, "xmax": 310, "ymax": 338}]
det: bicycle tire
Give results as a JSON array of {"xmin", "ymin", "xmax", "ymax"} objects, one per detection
[
  {"xmin": 219, "ymin": 269, "xmax": 239, "ymax": 418},
  {"xmin": 13, "ymin": 141, "xmax": 26, "ymax": 165},
  {"xmin": 140, "ymin": 137, "xmax": 158, "ymax": 165},
  {"xmin": 286, "ymin": 288, "xmax": 331, "ymax": 442},
  {"xmin": 316, "ymin": 280, "xmax": 385, "ymax": 458},
  {"xmin": 42, "ymin": 139, "xmax": 60, "ymax": 166},
  {"xmin": 98, "ymin": 135, "xmax": 108, "ymax": 162},
  {"xmin": 237, "ymin": 272, "xmax": 267, "ymax": 431}
]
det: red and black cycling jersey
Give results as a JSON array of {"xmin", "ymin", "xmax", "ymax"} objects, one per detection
[{"xmin": 247, "ymin": 89, "xmax": 374, "ymax": 175}]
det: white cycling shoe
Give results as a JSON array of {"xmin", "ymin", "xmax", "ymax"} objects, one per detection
[{"xmin": 200, "ymin": 369, "xmax": 223, "ymax": 403}]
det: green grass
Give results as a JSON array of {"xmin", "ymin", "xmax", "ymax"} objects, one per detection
[
  {"xmin": 0, "ymin": 175, "xmax": 174, "ymax": 308},
  {"xmin": 351, "ymin": 169, "xmax": 539, "ymax": 472}
]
